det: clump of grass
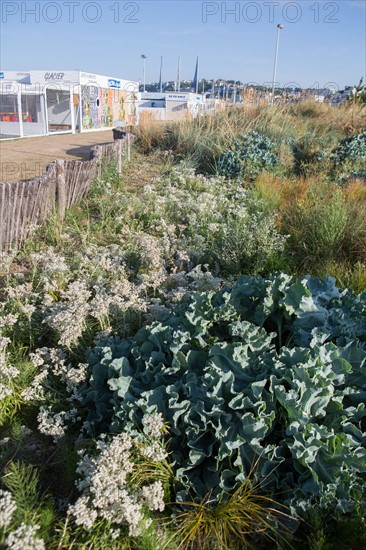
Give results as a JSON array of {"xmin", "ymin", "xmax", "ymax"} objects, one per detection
[
  {"xmin": 250, "ymin": 172, "xmax": 366, "ymax": 289},
  {"xmin": 133, "ymin": 116, "xmax": 167, "ymax": 153},
  {"xmin": 287, "ymin": 100, "xmax": 366, "ymax": 136},
  {"xmin": 305, "ymin": 513, "xmax": 330, "ymax": 550},
  {"xmin": 342, "ymin": 179, "xmax": 366, "ymax": 260},
  {"xmin": 282, "ymin": 187, "xmax": 348, "ymax": 271},
  {"xmin": 319, "ymin": 261, "xmax": 366, "ymax": 294},
  {"xmin": 172, "ymin": 478, "xmax": 290, "ymax": 550}
]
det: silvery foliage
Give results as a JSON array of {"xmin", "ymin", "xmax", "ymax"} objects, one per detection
[
  {"xmin": 330, "ymin": 131, "xmax": 366, "ymax": 181},
  {"xmin": 330, "ymin": 131, "xmax": 366, "ymax": 164},
  {"xmin": 218, "ymin": 131, "xmax": 278, "ymax": 180},
  {"xmin": 82, "ymin": 273, "xmax": 366, "ymax": 519}
]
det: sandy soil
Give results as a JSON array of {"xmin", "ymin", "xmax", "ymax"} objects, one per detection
[{"xmin": 0, "ymin": 130, "xmax": 114, "ymax": 183}]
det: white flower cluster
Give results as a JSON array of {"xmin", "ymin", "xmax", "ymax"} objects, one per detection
[
  {"xmin": 5, "ymin": 523, "xmax": 45, "ymax": 550},
  {"xmin": 3, "ymin": 281, "xmax": 38, "ymax": 326},
  {"xmin": 142, "ymin": 412, "xmax": 165, "ymax": 438},
  {"xmin": 22, "ymin": 346, "xmax": 88, "ymax": 406},
  {"xmin": 187, "ymin": 264, "xmax": 222, "ymax": 291},
  {"xmin": 21, "ymin": 370, "xmax": 48, "ymax": 402},
  {"xmin": 0, "ymin": 337, "xmax": 19, "ymax": 401},
  {"xmin": 0, "ymin": 251, "xmax": 16, "ymax": 274},
  {"xmin": 22, "ymin": 347, "xmax": 64, "ymax": 402},
  {"xmin": 82, "ymin": 244, "xmax": 126, "ymax": 275},
  {"xmin": 30, "ymin": 248, "xmax": 69, "ymax": 273},
  {"xmin": 37, "ymin": 406, "xmax": 78, "ymax": 442},
  {"xmin": 133, "ymin": 233, "xmax": 167, "ymax": 290},
  {"xmin": 67, "ymin": 495, "xmax": 97, "ymax": 530},
  {"xmin": 0, "ymin": 489, "xmax": 17, "ymax": 528},
  {"xmin": 43, "ymin": 280, "xmax": 91, "ymax": 348},
  {"xmin": 5, "ymin": 283, "xmax": 33, "ymax": 302},
  {"xmin": 41, "ymin": 264, "xmax": 150, "ymax": 347},
  {"xmin": 20, "ymin": 303, "xmax": 36, "ymax": 319},
  {"xmin": 0, "ymin": 313, "xmax": 19, "ymax": 330},
  {"xmin": 68, "ymin": 431, "xmax": 166, "ymax": 537},
  {"xmin": 140, "ymin": 481, "xmax": 165, "ymax": 512},
  {"xmin": 141, "ymin": 441, "xmax": 168, "ymax": 462},
  {"xmin": 1, "ymin": 336, "xmax": 11, "ymax": 359},
  {"xmin": 63, "ymin": 363, "xmax": 89, "ymax": 400},
  {"xmin": 88, "ymin": 279, "xmax": 146, "ymax": 330}
]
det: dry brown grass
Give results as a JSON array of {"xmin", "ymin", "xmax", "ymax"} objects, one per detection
[
  {"xmin": 252, "ymin": 171, "xmax": 366, "ymax": 279},
  {"xmin": 285, "ymin": 100, "xmax": 366, "ymax": 136}
]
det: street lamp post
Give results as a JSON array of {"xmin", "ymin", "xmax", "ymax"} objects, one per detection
[
  {"xmin": 141, "ymin": 54, "xmax": 147, "ymax": 92},
  {"xmin": 271, "ymin": 24, "xmax": 284, "ymax": 104}
]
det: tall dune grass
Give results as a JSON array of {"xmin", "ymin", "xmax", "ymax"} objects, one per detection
[
  {"xmin": 252, "ymin": 172, "xmax": 366, "ymax": 287},
  {"xmin": 133, "ymin": 101, "xmax": 366, "ymax": 174}
]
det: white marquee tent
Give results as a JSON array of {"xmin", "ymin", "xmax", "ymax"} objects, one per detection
[{"xmin": 0, "ymin": 70, "xmax": 138, "ymax": 138}]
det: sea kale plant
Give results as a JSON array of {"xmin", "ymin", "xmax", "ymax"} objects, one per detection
[
  {"xmin": 82, "ymin": 273, "xmax": 366, "ymax": 522},
  {"xmin": 217, "ymin": 131, "xmax": 279, "ymax": 180},
  {"xmin": 330, "ymin": 131, "xmax": 366, "ymax": 182}
]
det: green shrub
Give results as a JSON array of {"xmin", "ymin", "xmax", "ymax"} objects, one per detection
[
  {"xmin": 208, "ymin": 209, "xmax": 287, "ymax": 277},
  {"xmin": 291, "ymin": 134, "xmax": 332, "ymax": 177},
  {"xmin": 331, "ymin": 132, "xmax": 366, "ymax": 164},
  {"xmin": 82, "ymin": 273, "xmax": 366, "ymax": 522},
  {"xmin": 217, "ymin": 131, "xmax": 278, "ymax": 180},
  {"xmin": 283, "ymin": 189, "xmax": 349, "ymax": 270},
  {"xmin": 330, "ymin": 131, "xmax": 366, "ymax": 182}
]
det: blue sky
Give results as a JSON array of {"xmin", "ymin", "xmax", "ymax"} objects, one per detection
[{"xmin": 1, "ymin": 1, "xmax": 365, "ymax": 89}]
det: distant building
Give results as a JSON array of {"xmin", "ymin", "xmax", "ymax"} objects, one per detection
[
  {"xmin": 331, "ymin": 85, "xmax": 366, "ymax": 105},
  {"xmin": 0, "ymin": 70, "xmax": 138, "ymax": 138},
  {"xmin": 138, "ymin": 91, "xmax": 217, "ymax": 121}
]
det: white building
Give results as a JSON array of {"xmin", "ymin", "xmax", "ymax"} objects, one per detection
[
  {"xmin": 0, "ymin": 70, "xmax": 138, "ymax": 138},
  {"xmin": 138, "ymin": 91, "xmax": 216, "ymax": 121}
]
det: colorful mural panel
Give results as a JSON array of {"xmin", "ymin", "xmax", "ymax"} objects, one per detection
[
  {"xmin": 100, "ymin": 89, "xmax": 113, "ymax": 127},
  {"xmin": 81, "ymin": 85, "xmax": 137, "ymax": 130}
]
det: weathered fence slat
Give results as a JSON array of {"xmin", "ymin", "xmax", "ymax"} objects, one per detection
[
  {"xmin": 0, "ymin": 184, "xmax": 5, "ymax": 250},
  {"xmin": 14, "ymin": 180, "xmax": 26, "ymax": 249},
  {"xmin": 56, "ymin": 160, "xmax": 66, "ymax": 220}
]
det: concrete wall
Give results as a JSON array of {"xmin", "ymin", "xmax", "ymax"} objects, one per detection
[
  {"xmin": 139, "ymin": 108, "xmax": 166, "ymax": 121},
  {"xmin": 165, "ymin": 101, "xmax": 189, "ymax": 121}
]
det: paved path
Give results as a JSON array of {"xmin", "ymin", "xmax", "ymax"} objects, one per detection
[{"xmin": 0, "ymin": 130, "xmax": 114, "ymax": 183}]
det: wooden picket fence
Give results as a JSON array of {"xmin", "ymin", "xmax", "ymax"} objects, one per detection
[{"xmin": 0, "ymin": 133, "xmax": 131, "ymax": 251}]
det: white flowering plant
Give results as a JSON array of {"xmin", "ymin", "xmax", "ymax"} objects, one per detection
[{"xmin": 67, "ymin": 416, "xmax": 173, "ymax": 543}]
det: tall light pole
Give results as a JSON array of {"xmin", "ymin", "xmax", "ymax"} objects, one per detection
[
  {"xmin": 271, "ymin": 24, "xmax": 284, "ymax": 104},
  {"xmin": 141, "ymin": 54, "xmax": 147, "ymax": 92}
]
